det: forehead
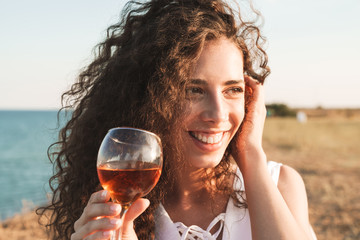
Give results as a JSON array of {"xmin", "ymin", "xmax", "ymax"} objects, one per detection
[{"xmin": 190, "ymin": 38, "xmax": 244, "ymax": 81}]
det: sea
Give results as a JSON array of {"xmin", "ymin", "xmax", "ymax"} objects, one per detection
[{"xmin": 0, "ymin": 110, "xmax": 64, "ymax": 220}]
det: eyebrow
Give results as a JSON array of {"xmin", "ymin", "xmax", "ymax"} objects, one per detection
[{"xmin": 189, "ymin": 78, "xmax": 244, "ymax": 85}]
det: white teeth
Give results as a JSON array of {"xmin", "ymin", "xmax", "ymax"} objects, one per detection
[
  {"xmin": 214, "ymin": 134, "xmax": 221, "ymax": 143},
  {"xmin": 192, "ymin": 132, "xmax": 223, "ymax": 144}
]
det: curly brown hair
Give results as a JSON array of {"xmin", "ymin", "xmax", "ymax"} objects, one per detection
[{"xmin": 37, "ymin": 0, "xmax": 270, "ymax": 239}]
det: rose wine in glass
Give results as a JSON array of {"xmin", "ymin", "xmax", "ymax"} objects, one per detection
[{"xmin": 97, "ymin": 127, "xmax": 163, "ymax": 240}]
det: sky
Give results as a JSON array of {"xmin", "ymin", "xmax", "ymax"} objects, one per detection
[{"xmin": 0, "ymin": 0, "xmax": 359, "ymax": 110}]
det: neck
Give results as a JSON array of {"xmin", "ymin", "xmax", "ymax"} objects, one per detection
[
  {"xmin": 165, "ymin": 166, "xmax": 209, "ymax": 205},
  {"xmin": 161, "ymin": 165, "xmax": 234, "ymax": 227},
  {"xmin": 164, "ymin": 165, "xmax": 232, "ymax": 208}
]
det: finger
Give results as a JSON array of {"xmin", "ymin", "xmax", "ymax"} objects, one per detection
[
  {"xmin": 88, "ymin": 190, "xmax": 111, "ymax": 204},
  {"xmin": 244, "ymin": 75, "xmax": 261, "ymax": 86},
  {"xmin": 72, "ymin": 217, "xmax": 121, "ymax": 240},
  {"xmin": 75, "ymin": 191, "xmax": 121, "ymax": 231},
  {"xmin": 244, "ymin": 76, "xmax": 263, "ymax": 92},
  {"xmin": 245, "ymin": 85, "xmax": 253, "ymax": 107},
  {"xmin": 76, "ymin": 203, "xmax": 121, "ymax": 231},
  {"xmin": 121, "ymin": 198, "xmax": 150, "ymax": 236},
  {"xmin": 75, "ymin": 190, "xmax": 109, "ymax": 230},
  {"xmin": 244, "ymin": 75, "xmax": 265, "ymax": 103},
  {"xmin": 83, "ymin": 230, "xmax": 113, "ymax": 240},
  {"xmin": 75, "ymin": 190, "xmax": 109, "ymax": 231},
  {"xmin": 123, "ymin": 198, "xmax": 150, "ymax": 224}
]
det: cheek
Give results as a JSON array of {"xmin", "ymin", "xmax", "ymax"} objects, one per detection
[
  {"xmin": 234, "ymin": 112, "xmax": 245, "ymax": 131},
  {"xmin": 231, "ymin": 102, "xmax": 245, "ymax": 127},
  {"xmin": 180, "ymin": 101, "xmax": 194, "ymax": 121},
  {"xmin": 183, "ymin": 102, "xmax": 201, "ymax": 122}
]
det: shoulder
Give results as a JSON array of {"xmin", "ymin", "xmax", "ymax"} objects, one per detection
[
  {"xmin": 278, "ymin": 165, "xmax": 307, "ymax": 204},
  {"xmin": 266, "ymin": 162, "xmax": 306, "ymax": 196},
  {"xmin": 278, "ymin": 165, "xmax": 306, "ymax": 193},
  {"xmin": 278, "ymin": 165, "xmax": 312, "ymax": 236}
]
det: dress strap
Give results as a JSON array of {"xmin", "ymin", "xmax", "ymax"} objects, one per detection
[
  {"xmin": 207, "ymin": 213, "xmax": 226, "ymax": 237},
  {"xmin": 174, "ymin": 213, "xmax": 226, "ymax": 240},
  {"xmin": 267, "ymin": 161, "xmax": 283, "ymax": 186}
]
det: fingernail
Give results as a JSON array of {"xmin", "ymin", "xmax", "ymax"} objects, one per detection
[
  {"xmin": 144, "ymin": 199, "xmax": 150, "ymax": 208},
  {"xmin": 101, "ymin": 190, "xmax": 108, "ymax": 199},
  {"xmin": 110, "ymin": 204, "xmax": 121, "ymax": 213},
  {"xmin": 110, "ymin": 218, "xmax": 121, "ymax": 225},
  {"xmin": 103, "ymin": 231, "xmax": 112, "ymax": 237}
]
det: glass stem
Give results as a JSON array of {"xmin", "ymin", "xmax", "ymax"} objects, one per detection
[
  {"xmin": 111, "ymin": 204, "xmax": 129, "ymax": 240},
  {"xmin": 120, "ymin": 205, "xmax": 129, "ymax": 218}
]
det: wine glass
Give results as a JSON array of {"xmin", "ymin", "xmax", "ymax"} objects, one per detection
[{"xmin": 97, "ymin": 127, "xmax": 163, "ymax": 240}]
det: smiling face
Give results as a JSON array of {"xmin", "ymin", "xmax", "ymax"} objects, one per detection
[{"xmin": 181, "ymin": 38, "xmax": 245, "ymax": 169}]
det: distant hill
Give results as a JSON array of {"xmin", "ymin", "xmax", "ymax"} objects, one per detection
[
  {"xmin": 294, "ymin": 108, "xmax": 360, "ymax": 119},
  {"xmin": 266, "ymin": 103, "xmax": 360, "ymax": 119}
]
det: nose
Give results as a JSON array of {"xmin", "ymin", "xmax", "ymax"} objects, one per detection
[{"xmin": 200, "ymin": 92, "xmax": 229, "ymax": 123}]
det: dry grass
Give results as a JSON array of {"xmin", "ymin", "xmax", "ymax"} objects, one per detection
[
  {"xmin": 1, "ymin": 115, "xmax": 359, "ymax": 239},
  {"xmin": 263, "ymin": 117, "xmax": 360, "ymax": 240},
  {"xmin": 0, "ymin": 209, "xmax": 47, "ymax": 240}
]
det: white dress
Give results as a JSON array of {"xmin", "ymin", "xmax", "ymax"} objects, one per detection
[{"xmin": 154, "ymin": 161, "xmax": 317, "ymax": 240}]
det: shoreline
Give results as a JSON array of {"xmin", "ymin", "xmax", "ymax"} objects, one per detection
[{"xmin": 0, "ymin": 198, "xmax": 48, "ymax": 221}]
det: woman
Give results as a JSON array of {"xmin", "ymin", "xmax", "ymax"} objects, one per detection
[{"xmin": 38, "ymin": 0, "xmax": 315, "ymax": 239}]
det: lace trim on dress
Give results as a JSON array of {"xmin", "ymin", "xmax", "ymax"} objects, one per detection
[{"xmin": 174, "ymin": 213, "xmax": 226, "ymax": 240}]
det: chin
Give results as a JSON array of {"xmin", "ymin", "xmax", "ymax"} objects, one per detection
[{"xmin": 187, "ymin": 152, "xmax": 226, "ymax": 169}]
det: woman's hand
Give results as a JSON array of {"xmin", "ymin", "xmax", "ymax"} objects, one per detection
[
  {"xmin": 231, "ymin": 77, "xmax": 313, "ymax": 240},
  {"xmin": 232, "ymin": 75, "xmax": 267, "ymax": 169},
  {"xmin": 71, "ymin": 190, "xmax": 149, "ymax": 240}
]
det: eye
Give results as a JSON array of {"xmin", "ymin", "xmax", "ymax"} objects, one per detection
[
  {"xmin": 224, "ymin": 87, "xmax": 244, "ymax": 97},
  {"xmin": 186, "ymin": 87, "xmax": 204, "ymax": 96}
]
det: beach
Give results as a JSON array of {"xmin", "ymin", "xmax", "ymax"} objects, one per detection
[
  {"xmin": 0, "ymin": 210, "xmax": 47, "ymax": 240},
  {"xmin": 1, "ymin": 109, "xmax": 359, "ymax": 239}
]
